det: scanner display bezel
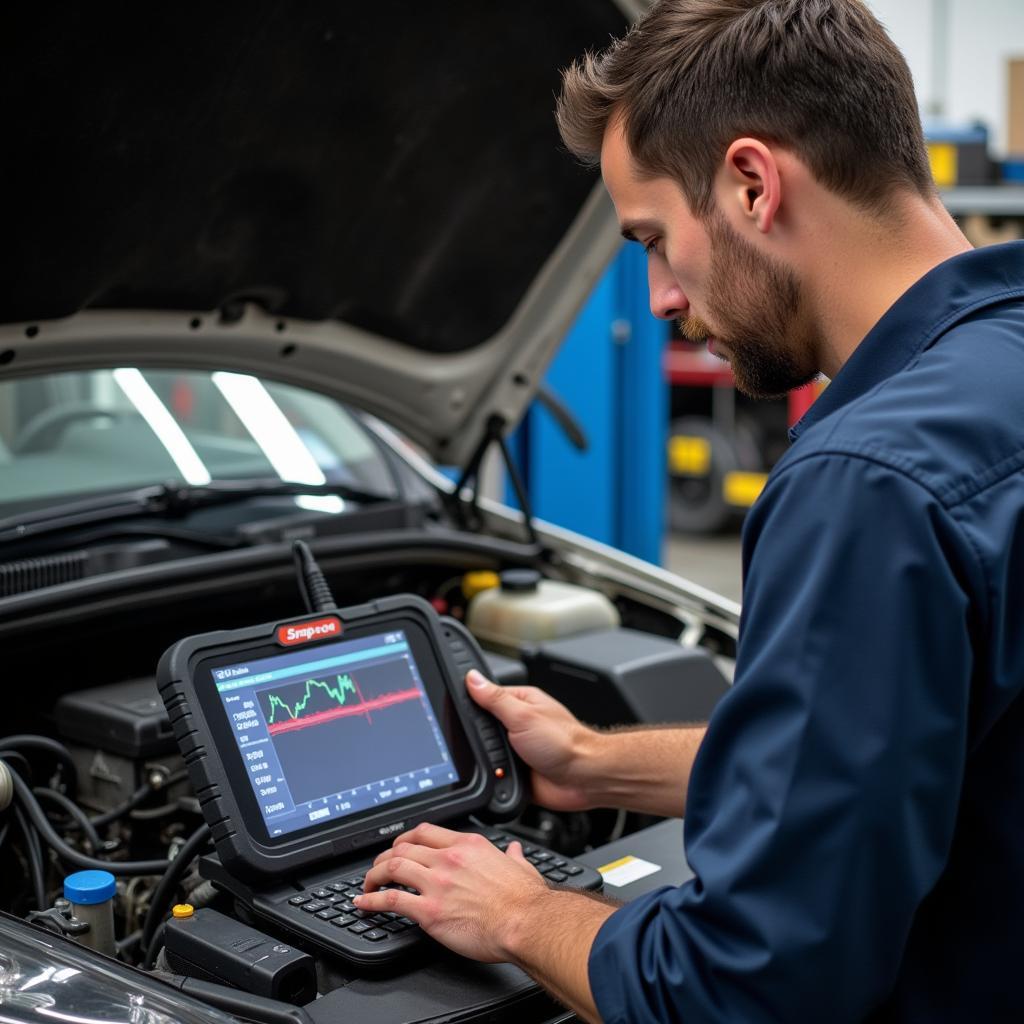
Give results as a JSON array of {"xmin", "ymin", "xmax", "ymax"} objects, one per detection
[{"xmin": 158, "ymin": 596, "xmax": 496, "ymax": 878}]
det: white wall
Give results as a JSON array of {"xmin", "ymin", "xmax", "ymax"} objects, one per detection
[{"xmin": 866, "ymin": 0, "xmax": 1024, "ymax": 156}]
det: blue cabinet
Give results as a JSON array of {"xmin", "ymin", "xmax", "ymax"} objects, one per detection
[{"xmin": 509, "ymin": 245, "xmax": 668, "ymax": 565}]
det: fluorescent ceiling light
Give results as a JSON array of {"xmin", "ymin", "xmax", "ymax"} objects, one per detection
[
  {"xmin": 211, "ymin": 372, "xmax": 344, "ymax": 513},
  {"xmin": 113, "ymin": 368, "xmax": 211, "ymax": 485},
  {"xmin": 294, "ymin": 494, "xmax": 346, "ymax": 513}
]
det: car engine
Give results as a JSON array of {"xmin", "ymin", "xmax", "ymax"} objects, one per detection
[{"xmin": 0, "ymin": 535, "xmax": 735, "ymax": 1017}]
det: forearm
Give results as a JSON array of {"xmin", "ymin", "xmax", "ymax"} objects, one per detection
[
  {"xmin": 579, "ymin": 724, "xmax": 705, "ymax": 817},
  {"xmin": 503, "ymin": 888, "xmax": 618, "ymax": 1023}
]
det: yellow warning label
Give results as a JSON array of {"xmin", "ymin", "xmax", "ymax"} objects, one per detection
[
  {"xmin": 597, "ymin": 856, "xmax": 635, "ymax": 874},
  {"xmin": 597, "ymin": 854, "xmax": 662, "ymax": 887}
]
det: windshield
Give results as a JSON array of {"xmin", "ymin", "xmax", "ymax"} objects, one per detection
[{"xmin": 0, "ymin": 369, "xmax": 396, "ymax": 513}]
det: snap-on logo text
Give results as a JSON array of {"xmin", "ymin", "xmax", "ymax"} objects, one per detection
[{"xmin": 276, "ymin": 616, "xmax": 342, "ymax": 646}]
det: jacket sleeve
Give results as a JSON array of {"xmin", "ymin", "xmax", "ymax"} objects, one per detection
[{"xmin": 588, "ymin": 452, "xmax": 981, "ymax": 1023}]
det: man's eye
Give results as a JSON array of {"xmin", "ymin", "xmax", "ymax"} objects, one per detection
[{"xmin": 644, "ymin": 238, "xmax": 661, "ymax": 256}]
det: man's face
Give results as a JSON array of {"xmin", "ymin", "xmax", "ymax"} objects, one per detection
[{"xmin": 600, "ymin": 121, "xmax": 820, "ymax": 398}]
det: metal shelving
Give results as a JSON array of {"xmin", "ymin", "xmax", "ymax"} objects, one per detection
[{"xmin": 940, "ymin": 186, "xmax": 1024, "ymax": 216}]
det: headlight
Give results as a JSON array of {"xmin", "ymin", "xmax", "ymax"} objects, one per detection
[{"xmin": 0, "ymin": 916, "xmax": 232, "ymax": 1024}]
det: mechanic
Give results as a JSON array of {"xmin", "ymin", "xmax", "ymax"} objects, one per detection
[{"xmin": 357, "ymin": 1, "xmax": 1024, "ymax": 1020}]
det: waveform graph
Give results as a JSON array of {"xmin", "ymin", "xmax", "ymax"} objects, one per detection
[
  {"xmin": 256, "ymin": 655, "xmax": 451, "ymax": 806},
  {"xmin": 259, "ymin": 671, "xmax": 422, "ymax": 736}
]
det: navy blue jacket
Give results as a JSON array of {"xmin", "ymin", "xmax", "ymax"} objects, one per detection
[{"xmin": 589, "ymin": 242, "xmax": 1024, "ymax": 1022}]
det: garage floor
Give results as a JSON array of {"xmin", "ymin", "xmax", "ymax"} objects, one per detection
[{"xmin": 664, "ymin": 533, "xmax": 744, "ymax": 604}]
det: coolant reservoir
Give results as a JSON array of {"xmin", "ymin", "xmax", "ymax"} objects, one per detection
[{"xmin": 466, "ymin": 569, "xmax": 620, "ymax": 656}]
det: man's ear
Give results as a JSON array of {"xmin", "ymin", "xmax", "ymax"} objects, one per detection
[{"xmin": 721, "ymin": 138, "xmax": 781, "ymax": 233}]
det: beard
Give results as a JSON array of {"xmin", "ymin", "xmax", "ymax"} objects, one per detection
[{"xmin": 679, "ymin": 211, "xmax": 819, "ymax": 399}]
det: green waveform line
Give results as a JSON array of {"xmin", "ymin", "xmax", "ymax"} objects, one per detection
[{"xmin": 266, "ymin": 674, "xmax": 358, "ymax": 724}]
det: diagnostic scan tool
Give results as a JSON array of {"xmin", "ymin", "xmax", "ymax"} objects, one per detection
[{"xmin": 157, "ymin": 544, "xmax": 601, "ymax": 967}]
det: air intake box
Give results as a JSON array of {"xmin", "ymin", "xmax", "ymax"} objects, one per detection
[{"xmin": 521, "ymin": 628, "xmax": 729, "ymax": 727}]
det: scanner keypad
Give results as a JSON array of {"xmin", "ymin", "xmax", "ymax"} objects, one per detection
[{"xmin": 280, "ymin": 828, "xmax": 599, "ymax": 960}]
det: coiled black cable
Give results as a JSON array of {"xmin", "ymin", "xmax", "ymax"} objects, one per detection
[
  {"xmin": 90, "ymin": 782, "xmax": 152, "ymax": 828},
  {"xmin": 13, "ymin": 804, "xmax": 46, "ymax": 911},
  {"xmin": 155, "ymin": 973, "xmax": 315, "ymax": 1024},
  {"xmin": 34, "ymin": 788, "xmax": 104, "ymax": 851},
  {"xmin": 0, "ymin": 750, "xmax": 33, "ymax": 783},
  {"xmin": 292, "ymin": 539, "xmax": 337, "ymax": 613},
  {"xmin": 10, "ymin": 772, "xmax": 179, "ymax": 876},
  {"xmin": 0, "ymin": 737, "xmax": 77, "ymax": 794},
  {"xmin": 142, "ymin": 921, "xmax": 168, "ymax": 972},
  {"xmin": 91, "ymin": 769, "xmax": 190, "ymax": 828},
  {"xmin": 140, "ymin": 823, "xmax": 212, "ymax": 968}
]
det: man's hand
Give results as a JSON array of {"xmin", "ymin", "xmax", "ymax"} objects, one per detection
[
  {"xmin": 467, "ymin": 669, "xmax": 705, "ymax": 820},
  {"xmin": 356, "ymin": 823, "xmax": 550, "ymax": 961},
  {"xmin": 357, "ymin": 822, "xmax": 614, "ymax": 1021},
  {"xmin": 465, "ymin": 669, "xmax": 597, "ymax": 811}
]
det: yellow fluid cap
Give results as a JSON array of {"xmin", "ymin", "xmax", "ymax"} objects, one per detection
[
  {"xmin": 172, "ymin": 904, "xmax": 195, "ymax": 919},
  {"xmin": 462, "ymin": 571, "xmax": 500, "ymax": 601}
]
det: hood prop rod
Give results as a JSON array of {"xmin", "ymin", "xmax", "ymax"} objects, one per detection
[{"xmin": 452, "ymin": 415, "xmax": 538, "ymax": 547}]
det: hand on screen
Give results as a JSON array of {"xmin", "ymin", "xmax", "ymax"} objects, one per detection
[{"xmin": 465, "ymin": 670, "xmax": 595, "ymax": 812}]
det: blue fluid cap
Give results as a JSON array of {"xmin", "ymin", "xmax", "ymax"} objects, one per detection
[{"xmin": 64, "ymin": 870, "xmax": 116, "ymax": 905}]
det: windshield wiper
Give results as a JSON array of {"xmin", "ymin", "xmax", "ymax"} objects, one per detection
[{"xmin": 0, "ymin": 479, "xmax": 392, "ymax": 544}]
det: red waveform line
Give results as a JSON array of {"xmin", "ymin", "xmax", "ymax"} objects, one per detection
[
  {"xmin": 352, "ymin": 673, "xmax": 373, "ymax": 725},
  {"xmin": 266, "ymin": 686, "xmax": 422, "ymax": 736}
]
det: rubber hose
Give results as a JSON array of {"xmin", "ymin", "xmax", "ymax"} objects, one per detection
[
  {"xmin": 34, "ymin": 788, "xmax": 104, "ymax": 850},
  {"xmin": 10, "ymin": 772, "xmax": 178, "ymax": 876},
  {"xmin": 13, "ymin": 804, "xmax": 46, "ymax": 911},
  {"xmin": 0, "ymin": 736, "xmax": 78, "ymax": 794},
  {"xmin": 140, "ymin": 823, "xmax": 213, "ymax": 963}
]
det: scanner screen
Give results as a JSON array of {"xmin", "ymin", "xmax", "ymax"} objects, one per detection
[{"xmin": 213, "ymin": 630, "xmax": 459, "ymax": 839}]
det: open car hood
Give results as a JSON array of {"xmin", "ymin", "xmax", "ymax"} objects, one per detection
[{"xmin": 0, "ymin": 1, "xmax": 635, "ymax": 464}]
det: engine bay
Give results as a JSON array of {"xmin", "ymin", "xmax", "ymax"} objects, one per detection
[{"xmin": 0, "ymin": 533, "xmax": 732, "ymax": 1020}]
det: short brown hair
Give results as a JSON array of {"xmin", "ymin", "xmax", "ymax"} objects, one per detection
[{"xmin": 556, "ymin": 0, "xmax": 934, "ymax": 217}]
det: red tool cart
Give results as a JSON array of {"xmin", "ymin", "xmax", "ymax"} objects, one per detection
[{"xmin": 664, "ymin": 339, "xmax": 820, "ymax": 534}]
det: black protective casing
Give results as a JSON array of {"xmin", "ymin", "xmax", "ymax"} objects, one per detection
[
  {"xmin": 522, "ymin": 627, "xmax": 730, "ymax": 727},
  {"xmin": 157, "ymin": 595, "xmax": 525, "ymax": 881},
  {"xmin": 55, "ymin": 678, "xmax": 178, "ymax": 758},
  {"xmin": 164, "ymin": 907, "xmax": 317, "ymax": 1003}
]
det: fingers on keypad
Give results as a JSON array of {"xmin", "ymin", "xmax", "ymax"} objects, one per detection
[{"xmin": 288, "ymin": 876, "xmax": 421, "ymax": 946}]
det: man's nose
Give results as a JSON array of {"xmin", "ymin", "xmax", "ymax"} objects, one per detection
[{"xmin": 648, "ymin": 259, "xmax": 688, "ymax": 321}]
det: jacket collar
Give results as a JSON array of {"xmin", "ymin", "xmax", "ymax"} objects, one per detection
[{"xmin": 790, "ymin": 241, "xmax": 1024, "ymax": 442}]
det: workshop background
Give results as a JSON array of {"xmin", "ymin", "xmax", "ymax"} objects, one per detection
[{"xmin": 502, "ymin": 0, "xmax": 1024, "ymax": 605}]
